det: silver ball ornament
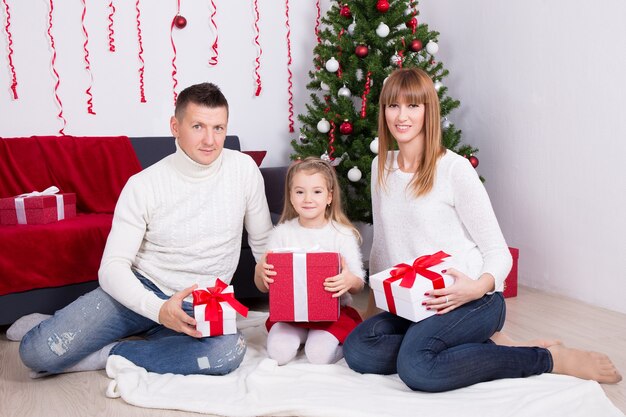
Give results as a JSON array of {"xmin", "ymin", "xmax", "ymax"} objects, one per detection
[
  {"xmin": 442, "ymin": 117, "xmax": 451, "ymax": 129},
  {"xmin": 347, "ymin": 166, "xmax": 362, "ymax": 182},
  {"xmin": 348, "ymin": 21, "xmax": 356, "ymax": 35},
  {"xmin": 376, "ymin": 22, "xmax": 390, "ymax": 38},
  {"xmin": 325, "ymin": 57, "xmax": 340, "ymax": 73},
  {"xmin": 338, "ymin": 85, "xmax": 352, "ymax": 98},
  {"xmin": 317, "ymin": 118, "xmax": 331, "ymax": 133},
  {"xmin": 369, "ymin": 137, "xmax": 379, "ymax": 154},
  {"xmin": 426, "ymin": 40, "xmax": 439, "ymax": 55}
]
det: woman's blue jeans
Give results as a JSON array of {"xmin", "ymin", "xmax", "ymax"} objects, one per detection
[
  {"xmin": 343, "ymin": 292, "xmax": 553, "ymax": 392},
  {"xmin": 19, "ymin": 273, "xmax": 246, "ymax": 376}
]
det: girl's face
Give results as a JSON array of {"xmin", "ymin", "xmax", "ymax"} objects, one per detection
[
  {"xmin": 289, "ymin": 171, "xmax": 332, "ymax": 228},
  {"xmin": 384, "ymin": 101, "xmax": 426, "ymax": 145}
]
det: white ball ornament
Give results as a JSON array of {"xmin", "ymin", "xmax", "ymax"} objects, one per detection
[
  {"xmin": 320, "ymin": 81, "xmax": 330, "ymax": 91},
  {"xmin": 434, "ymin": 80, "xmax": 443, "ymax": 92},
  {"xmin": 347, "ymin": 166, "xmax": 362, "ymax": 182},
  {"xmin": 426, "ymin": 40, "xmax": 439, "ymax": 55},
  {"xmin": 370, "ymin": 137, "xmax": 379, "ymax": 154},
  {"xmin": 442, "ymin": 117, "xmax": 451, "ymax": 129},
  {"xmin": 325, "ymin": 57, "xmax": 340, "ymax": 73},
  {"xmin": 317, "ymin": 118, "xmax": 331, "ymax": 133},
  {"xmin": 376, "ymin": 22, "xmax": 390, "ymax": 38},
  {"xmin": 348, "ymin": 21, "xmax": 356, "ymax": 35},
  {"xmin": 338, "ymin": 85, "xmax": 352, "ymax": 97}
]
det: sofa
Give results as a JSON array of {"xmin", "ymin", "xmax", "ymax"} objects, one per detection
[{"xmin": 0, "ymin": 135, "xmax": 286, "ymax": 325}]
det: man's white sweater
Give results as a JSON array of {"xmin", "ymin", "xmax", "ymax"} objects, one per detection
[
  {"xmin": 99, "ymin": 143, "xmax": 272, "ymax": 322},
  {"xmin": 370, "ymin": 150, "xmax": 512, "ymax": 292}
]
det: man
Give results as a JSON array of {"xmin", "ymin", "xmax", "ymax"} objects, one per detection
[{"xmin": 12, "ymin": 82, "xmax": 273, "ymax": 376}]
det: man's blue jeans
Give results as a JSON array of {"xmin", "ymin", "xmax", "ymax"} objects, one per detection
[
  {"xmin": 343, "ymin": 292, "xmax": 553, "ymax": 392},
  {"xmin": 19, "ymin": 273, "xmax": 246, "ymax": 376}
]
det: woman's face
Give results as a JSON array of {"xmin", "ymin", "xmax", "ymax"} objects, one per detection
[{"xmin": 384, "ymin": 101, "xmax": 426, "ymax": 145}]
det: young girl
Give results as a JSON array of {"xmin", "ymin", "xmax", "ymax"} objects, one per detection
[
  {"xmin": 254, "ymin": 157, "xmax": 365, "ymax": 365},
  {"xmin": 343, "ymin": 67, "xmax": 621, "ymax": 391}
]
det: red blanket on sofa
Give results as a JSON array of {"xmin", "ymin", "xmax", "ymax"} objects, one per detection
[{"xmin": 0, "ymin": 136, "xmax": 142, "ymax": 295}]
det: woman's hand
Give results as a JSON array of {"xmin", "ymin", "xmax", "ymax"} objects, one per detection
[
  {"xmin": 254, "ymin": 251, "xmax": 276, "ymax": 292},
  {"xmin": 324, "ymin": 256, "xmax": 365, "ymax": 298},
  {"xmin": 158, "ymin": 284, "xmax": 202, "ymax": 338},
  {"xmin": 423, "ymin": 268, "xmax": 495, "ymax": 314}
]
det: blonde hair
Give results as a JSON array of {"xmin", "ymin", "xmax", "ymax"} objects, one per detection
[
  {"xmin": 280, "ymin": 157, "xmax": 361, "ymax": 243},
  {"xmin": 377, "ymin": 67, "xmax": 445, "ymax": 197}
]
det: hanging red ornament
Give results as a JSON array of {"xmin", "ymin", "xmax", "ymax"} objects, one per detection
[
  {"xmin": 468, "ymin": 155, "xmax": 479, "ymax": 168},
  {"xmin": 173, "ymin": 14, "xmax": 187, "ymax": 29},
  {"xmin": 340, "ymin": 5, "xmax": 352, "ymax": 18},
  {"xmin": 409, "ymin": 39, "xmax": 423, "ymax": 52},
  {"xmin": 406, "ymin": 17, "xmax": 417, "ymax": 30},
  {"xmin": 376, "ymin": 0, "xmax": 389, "ymax": 13},
  {"xmin": 339, "ymin": 120, "xmax": 353, "ymax": 135},
  {"xmin": 355, "ymin": 44, "xmax": 369, "ymax": 58}
]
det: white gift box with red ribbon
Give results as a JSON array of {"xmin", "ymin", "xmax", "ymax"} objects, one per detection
[
  {"xmin": 369, "ymin": 251, "xmax": 456, "ymax": 323},
  {"xmin": 192, "ymin": 279, "xmax": 248, "ymax": 337}
]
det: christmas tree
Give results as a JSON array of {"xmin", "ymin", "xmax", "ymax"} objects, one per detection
[{"xmin": 292, "ymin": 0, "xmax": 479, "ymax": 224}]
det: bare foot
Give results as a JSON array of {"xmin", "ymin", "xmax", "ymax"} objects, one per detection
[
  {"xmin": 548, "ymin": 344, "xmax": 622, "ymax": 384},
  {"xmin": 491, "ymin": 331, "xmax": 562, "ymax": 348}
]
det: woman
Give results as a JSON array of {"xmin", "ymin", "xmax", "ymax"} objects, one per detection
[{"xmin": 342, "ymin": 67, "xmax": 621, "ymax": 392}]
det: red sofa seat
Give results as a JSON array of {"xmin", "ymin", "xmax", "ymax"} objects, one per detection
[{"xmin": 0, "ymin": 136, "xmax": 142, "ymax": 296}]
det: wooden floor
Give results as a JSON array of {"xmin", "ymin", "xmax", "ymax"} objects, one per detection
[{"xmin": 0, "ymin": 285, "xmax": 624, "ymax": 417}]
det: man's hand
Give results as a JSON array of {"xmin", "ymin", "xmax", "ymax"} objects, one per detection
[{"xmin": 158, "ymin": 284, "xmax": 202, "ymax": 338}]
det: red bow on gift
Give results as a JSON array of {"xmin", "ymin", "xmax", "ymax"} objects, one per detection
[
  {"xmin": 383, "ymin": 251, "xmax": 450, "ymax": 315},
  {"xmin": 192, "ymin": 278, "xmax": 249, "ymax": 321},
  {"xmin": 390, "ymin": 250, "xmax": 451, "ymax": 289}
]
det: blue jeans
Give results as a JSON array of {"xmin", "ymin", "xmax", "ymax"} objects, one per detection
[
  {"xmin": 19, "ymin": 273, "xmax": 246, "ymax": 376},
  {"xmin": 343, "ymin": 293, "xmax": 553, "ymax": 392}
]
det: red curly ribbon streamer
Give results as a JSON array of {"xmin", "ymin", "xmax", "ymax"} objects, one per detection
[
  {"xmin": 107, "ymin": 2, "xmax": 115, "ymax": 52},
  {"xmin": 208, "ymin": 0, "xmax": 218, "ymax": 66},
  {"xmin": 360, "ymin": 71, "xmax": 371, "ymax": 118},
  {"xmin": 314, "ymin": 0, "xmax": 321, "ymax": 44},
  {"xmin": 2, "ymin": 0, "xmax": 17, "ymax": 99},
  {"xmin": 80, "ymin": 0, "xmax": 95, "ymax": 115},
  {"xmin": 169, "ymin": 0, "xmax": 181, "ymax": 105},
  {"xmin": 285, "ymin": 0, "xmax": 294, "ymax": 133},
  {"xmin": 336, "ymin": 28, "xmax": 344, "ymax": 79},
  {"xmin": 252, "ymin": 0, "xmax": 262, "ymax": 96},
  {"xmin": 46, "ymin": 0, "xmax": 66, "ymax": 135},
  {"xmin": 328, "ymin": 119, "xmax": 336, "ymax": 160},
  {"xmin": 135, "ymin": 0, "xmax": 146, "ymax": 103}
]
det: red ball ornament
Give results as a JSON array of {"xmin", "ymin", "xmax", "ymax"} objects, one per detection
[
  {"xmin": 339, "ymin": 120, "xmax": 353, "ymax": 135},
  {"xmin": 355, "ymin": 44, "xmax": 369, "ymax": 58},
  {"xmin": 340, "ymin": 5, "xmax": 352, "ymax": 18},
  {"xmin": 406, "ymin": 17, "xmax": 417, "ymax": 30},
  {"xmin": 376, "ymin": 0, "xmax": 390, "ymax": 13},
  {"xmin": 173, "ymin": 15, "xmax": 187, "ymax": 29},
  {"xmin": 409, "ymin": 39, "xmax": 423, "ymax": 52},
  {"xmin": 468, "ymin": 155, "xmax": 479, "ymax": 168}
]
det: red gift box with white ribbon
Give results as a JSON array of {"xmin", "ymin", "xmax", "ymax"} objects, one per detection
[
  {"xmin": 369, "ymin": 251, "xmax": 455, "ymax": 323},
  {"xmin": 268, "ymin": 251, "xmax": 340, "ymax": 322},
  {"xmin": 0, "ymin": 186, "xmax": 76, "ymax": 225},
  {"xmin": 192, "ymin": 279, "xmax": 248, "ymax": 337}
]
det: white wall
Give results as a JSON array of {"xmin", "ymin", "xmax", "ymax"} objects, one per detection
[
  {"xmin": 2, "ymin": 1, "xmax": 625, "ymax": 314},
  {"xmin": 418, "ymin": 0, "xmax": 626, "ymax": 314},
  {"xmin": 0, "ymin": 0, "xmax": 322, "ymax": 167}
]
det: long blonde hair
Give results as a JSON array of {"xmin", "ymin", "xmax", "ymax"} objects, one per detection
[
  {"xmin": 377, "ymin": 68, "xmax": 445, "ymax": 197},
  {"xmin": 280, "ymin": 157, "xmax": 361, "ymax": 243}
]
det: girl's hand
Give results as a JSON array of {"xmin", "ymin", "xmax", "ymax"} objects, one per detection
[
  {"xmin": 323, "ymin": 256, "xmax": 365, "ymax": 298},
  {"xmin": 422, "ymin": 268, "xmax": 494, "ymax": 315},
  {"xmin": 254, "ymin": 251, "xmax": 276, "ymax": 292}
]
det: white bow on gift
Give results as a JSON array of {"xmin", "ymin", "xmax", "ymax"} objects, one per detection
[{"xmin": 15, "ymin": 186, "xmax": 64, "ymax": 224}]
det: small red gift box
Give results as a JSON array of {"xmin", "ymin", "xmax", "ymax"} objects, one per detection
[
  {"xmin": 0, "ymin": 186, "xmax": 76, "ymax": 225},
  {"xmin": 192, "ymin": 279, "xmax": 249, "ymax": 337},
  {"xmin": 268, "ymin": 252, "xmax": 340, "ymax": 322},
  {"xmin": 503, "ymin": 247, "xmax": 519, "ymax": 298}
]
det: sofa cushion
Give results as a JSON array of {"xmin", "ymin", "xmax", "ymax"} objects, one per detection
[{"xmin": 242, "ymin": 150, "xmax": 267, "ymax": 167}]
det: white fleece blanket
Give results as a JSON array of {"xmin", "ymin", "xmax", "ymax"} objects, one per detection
[{"xmin": 106, "ymin": 312, "xmax": 624, "ymax": 417}]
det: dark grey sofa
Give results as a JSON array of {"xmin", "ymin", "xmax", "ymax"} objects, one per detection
[{"xmin": 0, "ymin": 135, "xmax": 285, "ymax": 325}]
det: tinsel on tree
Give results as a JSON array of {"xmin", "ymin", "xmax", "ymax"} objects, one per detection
[{"xmin": 291, "ymin": 0, "xmax": 479, "ymax": 224}]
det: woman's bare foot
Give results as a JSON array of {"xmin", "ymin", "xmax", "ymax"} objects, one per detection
[
  {"xmin": 548, "ymin": 344, "xmax": 622, "ymax": 384},
  {"xmin": 491, "ymin": 331, "xmax": 562, "ymax": 348}
]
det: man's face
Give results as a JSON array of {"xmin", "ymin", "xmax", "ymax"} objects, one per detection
[{"xmin": 170, "ymin": 102, "xmax": 228, "ymax": 166}]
